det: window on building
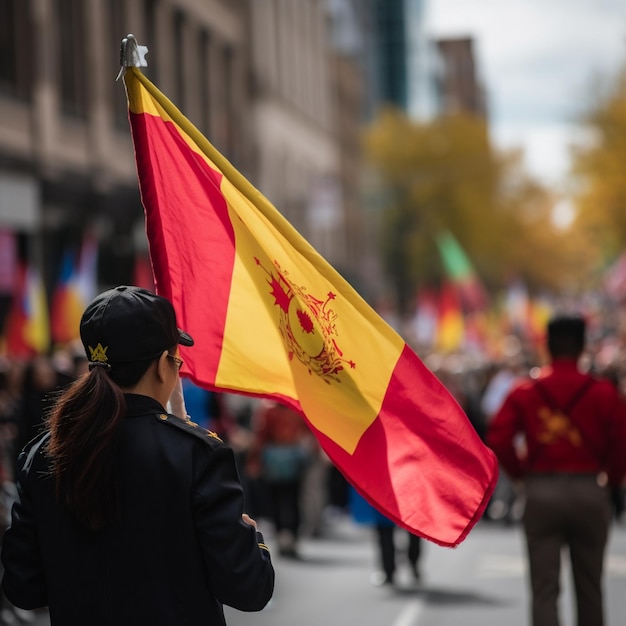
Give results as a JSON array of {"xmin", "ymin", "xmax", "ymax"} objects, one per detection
[
  {"xmin": 108, "ymin": 0, "xmax": 128, "ymax": 130},
  {"xmin": 198, "ymin": 29, "xmax": 211, "ymax": 137},
  {"xmin": 57, "ymin": 0, "xmax": 88, "ymax": 118},
  {"xmin": 375, "ymin": 0, "xmax": 408, "ymax": 110},
  {"xmin": 143, "ymin": 0, "xmax": 158, "ymax": 82},
  {"xmin": 173, "ymin": 9, "xmax": 185, "ymax": 111},
  {"xmin": 222, "ymin": 44, "xmax": 234, "ymax": 161},
  {"xmin": 0, "ymin": 0, "xmax": 33, "ymax": 100}
]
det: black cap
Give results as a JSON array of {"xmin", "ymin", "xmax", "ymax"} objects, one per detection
[{"xmin": 80, "ymin": 286, "xmax": 194, "ymax": 366}]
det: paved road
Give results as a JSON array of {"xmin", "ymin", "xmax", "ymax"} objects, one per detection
[
  {"xmin": 224, "ymin": 516, "xmax": 626, "ymax": 626},
  {"xmin": 7, "ymin": 516, "xmax": 626, "ymax": 625}
]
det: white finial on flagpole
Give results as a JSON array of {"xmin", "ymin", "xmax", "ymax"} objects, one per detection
[{"xmin": 116, "ymin": 33, "xmax": 148, "ymax": 80}]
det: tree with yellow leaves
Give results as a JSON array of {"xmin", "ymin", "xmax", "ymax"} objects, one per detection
[
  {"xmin": 571, "ymin": 64, "xmax": 626, "ymax": 268},
  {"xmin": 363, "ymin": 107, "xmax": 578, "ymax": 314}
]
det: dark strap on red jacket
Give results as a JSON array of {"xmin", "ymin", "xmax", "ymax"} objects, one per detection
[
  {"xmin": 534, "ymin": 378, "xmax": 595, "ymax": 417},
  {"xmin": 529, "ymin": 378, "xmax": 600, "ymax": 465}
]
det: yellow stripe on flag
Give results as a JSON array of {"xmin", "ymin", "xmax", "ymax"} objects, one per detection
[{"xmin": 221, "ymin": 180, "xmax": 403, "ymax": 451}]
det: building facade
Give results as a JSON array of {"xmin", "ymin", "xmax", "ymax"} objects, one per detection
[
  {"xmin": 247, "ymin": 0, "xmax": 345, "ymax": 270},
  {"xmin": 434, "ymin": 37, "xmax": 488, "ymax": 119},
  {"xmin": 0, "ymin": 0, "xmax": 250, "ymax": 312},
  {"xmin": 1, "ymin": 0, "xmax": 377, "ymax": 342}
]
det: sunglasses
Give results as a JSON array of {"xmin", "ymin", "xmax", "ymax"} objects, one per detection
[{"xmin": 167, "ymin": 354, "xmax": 184, "ymax": 371}]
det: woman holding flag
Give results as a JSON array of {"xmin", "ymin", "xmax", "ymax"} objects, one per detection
[{"xmin": 1, "ymin": 285, "xmax": 274, "ymax": 625}]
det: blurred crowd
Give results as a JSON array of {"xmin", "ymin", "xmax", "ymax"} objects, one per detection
[{"xmin": 0, "ymin": 330, "xmax": 624, "ymax": 572}]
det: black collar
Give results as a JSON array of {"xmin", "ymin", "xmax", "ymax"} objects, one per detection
[{"xmin": 124, "ymin": 393, "xmax": 167, "ymax": 417}]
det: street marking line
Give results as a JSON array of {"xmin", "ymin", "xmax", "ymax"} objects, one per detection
[
  {"xmin": 393, "ymin": 599, "xmax": 424, "ymax": 626},
  {"xmin": 477, "ymin": 554, "xmax": 526, "ymax": 578},
  {"xmin": 606, "ymin": 555, "xmax": 626, "ymax": 576},
  {"xmin": 476, "ymin": 553, "xmax": 626, "ymax": 578}
]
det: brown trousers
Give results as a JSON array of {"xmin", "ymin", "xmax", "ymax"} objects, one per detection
[{"xmin": 523, "ymin": 474, "xmax": 611, "ymax": 626}]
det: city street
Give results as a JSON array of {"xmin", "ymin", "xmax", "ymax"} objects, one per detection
[
  {"xmin": 9, "ymin": 516, "xmax": 626, "ymax": 625},
  {"xmin": 225, "ymin": 516, "xmax": 626, "ymax": 626}
]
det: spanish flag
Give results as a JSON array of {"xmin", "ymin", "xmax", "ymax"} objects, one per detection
[{"xmin": 124, "ymin": 67, "xmax": 497, "ymax": 547}]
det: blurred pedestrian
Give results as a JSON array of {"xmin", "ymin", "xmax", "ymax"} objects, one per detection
[
  {"xmin": 590, "ymin": 354, "xmax": 626, "ymax": 522},
  {"xmin": 1, "ymin": 285, "xmax": 274, "ymax": 625},
  {"xmin": 349, "ymin": 488, "xmax": 422, "ymax": 588},
  {"xmin": 0, "ymin": 359, "xmax": 23, "ymax": 479},
  {"xmin": 487, "ymin": 315, "xmax": 626, "ymax": 626},
  {"xmin": 372, "ymin": 519, "xmax": 421, "ymax": 587},
  {"xmin": 0, "ymin": 359, "xmax": 18, "ymax": 622},
  {"xmin": 12, "ymin": 356, "xmax": 57, "ymax": 474},
  {"xmin": 247, "ymin": 400, "xmax": 312, "ymax": 557},
  {"xmin": 481, "ymin": 354, "xmax": 529, "ymax": 523}
]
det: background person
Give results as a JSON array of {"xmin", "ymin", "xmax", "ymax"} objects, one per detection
[
  {"xmin": 247, "ymin": 400, "xmax": 312, "ymax": 557},
  {"xmin": 349, "ymin": 487, "xmax": 422, "ymax": 588},
  {"xmin": 487, "ymin": 315, "xmax": 626, "ymax": 626}
]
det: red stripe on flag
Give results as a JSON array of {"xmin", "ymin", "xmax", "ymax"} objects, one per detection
[
  {"xmin": 129, "ymin": 111, "xmax": 235, "ymax": 382},
  {"xmin": 312, "ymin": 344, "xmax": 497, "ymax": 547}
]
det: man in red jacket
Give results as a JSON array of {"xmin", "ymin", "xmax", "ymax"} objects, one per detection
[{"xmin": 487, "ymin": 315, "xmax": 626, "ymax": 626}]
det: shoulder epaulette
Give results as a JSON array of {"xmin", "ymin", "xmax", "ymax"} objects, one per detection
[{"xmin": 153, "ymin": 412, "xmax": 224, "ymax": 446}]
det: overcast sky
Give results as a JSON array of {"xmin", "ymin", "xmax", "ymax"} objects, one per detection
[{"xmin": 425, "ymin": 0, "xmax": 626, "ymax": 188}]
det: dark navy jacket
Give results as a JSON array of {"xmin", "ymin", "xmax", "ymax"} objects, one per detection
[{"xmin": 1, "ymin": 394, "xmax": 274, "ymax": 625}]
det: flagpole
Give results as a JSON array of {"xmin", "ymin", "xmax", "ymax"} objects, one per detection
[{"xmin": 118, "ymin": 34, "xmax": 189, "ymax": 421}]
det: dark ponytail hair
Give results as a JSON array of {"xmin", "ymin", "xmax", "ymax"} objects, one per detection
[{"xmin": 46, "ymin": 357, "xmax": 155, "ymax": 531}]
